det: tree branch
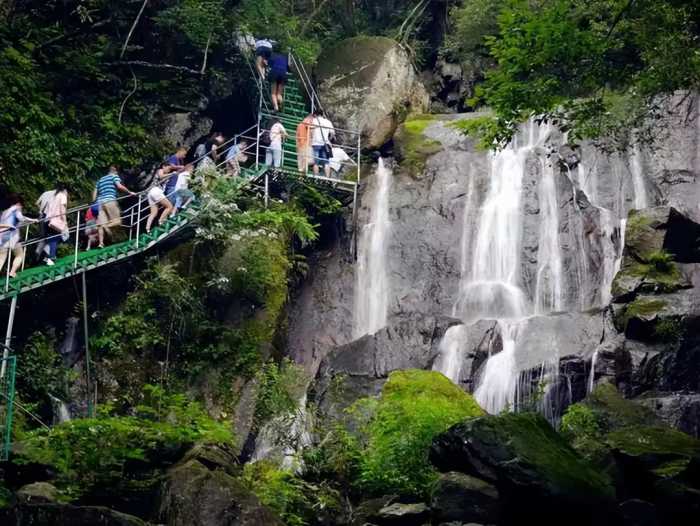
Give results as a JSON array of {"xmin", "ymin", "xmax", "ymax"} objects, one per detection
[
  {"xmin": 300, "ymin": 0, "xmax": 331, "ymax": 35},
  {"xmin": 118, "ymin": 67, "xmax": 138, "ymax": 124},
  {"xmin": 106, "ymin": 61, "xmax": 201, "ymax": 75},
  {"xmin": 120, "ymin": 0, "xmax": 149, "ymax": 59},
  {"xmin": 37, "ymin": 18, "xmax": 112, "ymax": 49},
  {"xmin": 200, "ymin": 31, "xmax": 212, "ymax": 75}
]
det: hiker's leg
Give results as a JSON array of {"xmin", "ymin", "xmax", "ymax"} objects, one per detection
[{"xmin": 146, "ymin": 204, "xmax": 158, "ymax": 232}]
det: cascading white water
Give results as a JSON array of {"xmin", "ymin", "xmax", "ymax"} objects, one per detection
[
  {"xmin": 535, "ymin": 159, "xmax": 564, "ymax": 314},
  {"xmin": 353, "ymin": 158, "xmax": 392, "ymax": 338},
  {"xmin": 49, "ymin": 394, "xmax": 71, "ymax": 424},
  {"xmin": 474, "ymin": 321, "xmax": 519, "ymax": 413},
  {"xmin": 432, "ymin": 325, "xmax": 466, "ymax": 383},
  {"xmin": 453, "ymin": 131, "xmax": 531, "ymax": 322},
  {"xmin": 630, "ymin": 146, "xmax": 649, "ymax": 210}
]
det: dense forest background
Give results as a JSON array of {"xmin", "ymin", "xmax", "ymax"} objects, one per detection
[{"xmin": 1, "ymin": 0, "xmax": 698, "ymax": 202}]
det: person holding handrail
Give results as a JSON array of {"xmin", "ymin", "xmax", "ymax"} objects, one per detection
[
  {"xmin": 0, "ymin": 194, "xmax": 38, "ymax": 278},
  {"xmin": 146, "ymin": 172, "xmax": 174, "ymax": 234},
  {"xmin": 311, "ymin": 109, "xmax": 335, "ymax": 178},
  {"xmin": 35, "ymin": 186, "xmax": 57, "ymax": 259},
  {"xmin": 296, "ymin": 114, "xmax": 314, "ymax": 173},
  {"xmin": 93, "ymin": 166, "xmax": 136, "ymax": 248},
  {"xmin": 44, "ymin": 183, "xmax": 69, "ymax": 266},
  {"xmin": 265, "ymin": 118, "xmax": 288, "ymax": 170}
]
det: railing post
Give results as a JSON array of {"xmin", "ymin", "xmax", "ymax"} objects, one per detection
[
  {"xmin": 264, "ymin": 171, "xmax": 269, "ymax": 209},
  {"xmin": 73, "ymin": 210, "xmax": 81, "ymax": 269},
  {"xmin": 20, "ymin": 225, "xmax": 29, "ymax": 273},
  {"xmin": 1, "ymin": 295, "xmax": 17, "ymax": 379},
  {"xmin": 255, "ymin": 116, "xmax": 261, "ymax": 170},
  {"xmin": 135, "ymin": 196, "xmax": 142, "ymax": 249},
  {"xmin": 129, "ymin": 205, "xmax": 135, "ymax": 241},
  {"xmin": 4, "ymin": 247, "xmax": 10, "ymax": 293}
]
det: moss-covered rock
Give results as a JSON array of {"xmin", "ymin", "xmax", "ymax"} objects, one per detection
[
  {"xmin": 612, "ymin": 207, "xmax": 700, "ymax": 302},
  {"xmin": 394, "ymin": 115, "xmax": 444, "ymax": 177},
  {"xmin": 357, "ymin": 370, "xmax": 484, "ymax": 498},
  {"xmin": 561, "ymin": 385, "xmax": 700, "ymax": 521},
  {"xmin": 430, "ymin": 412, "xmax": 615, "ymax": 524}
]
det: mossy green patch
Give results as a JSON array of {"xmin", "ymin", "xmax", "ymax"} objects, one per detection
[
  {"xmin": 358, "ymin": 370, "xmax": 484, "ymax": 498},
  {"xmin": 607, "ymin": 426, "xmax": 700, "ymax": 459},
  {"xmin": 618, "ymin": 297, "xmax": 668, "ymax": 330},
  {"xmin": 613, "ymin": 249, "xmax": 684, "ymax": 299},
  {"xmin": 472, "ymin": 413, "xmax": 615, "ymax": 499},
  {"xmin": 395, "ymin": 115, "xmax": 443, "ymax": 177}
]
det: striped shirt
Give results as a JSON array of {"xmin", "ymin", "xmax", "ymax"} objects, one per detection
[{"xmin": 96, "ymin": 174, "xmax": 121, "ymax": 202}]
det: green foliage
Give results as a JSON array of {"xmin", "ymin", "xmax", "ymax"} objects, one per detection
[
  {"xmin": 357, "ymin": 370, "xmax": 484, "ymax": 498},
  {"xmin": 254, "ymin": 359, "xmax": 307, "ymax": 428},
  {"xmin": 92, "ymin": 262, "xmax": 202, "ymax": 357},
  {"xmin": 560, "ymin": 404, "xmax": 608, "ymax": 463},
  {"xmin": 461, "ymin": 0, "xmax": 700, "ymax": 146},
  {"xmin": 654, "ymin": 318, "xmax": 683, "ymax": 343},
  {"xmin": 155, "ymin": 0, "xmax": 227, "ymax": 50},
  {"xmin": 243, "ymin": 460, "xmax": 341, "ymax": 526},
  {"xmin": 16, "ymin": 331, "xmax": 73, "ymax": 402},
  {"xmin": 647, "ymin": 249, "xmax": 675, "ymax": 274},
  {"xmin": 15, "ymin": 384, "xmax": 232, "ymax": 499}
]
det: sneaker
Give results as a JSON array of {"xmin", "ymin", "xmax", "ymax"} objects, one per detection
[{"xmin": 44, "ymin": 258, "xmax": 54, "ymax": 266}]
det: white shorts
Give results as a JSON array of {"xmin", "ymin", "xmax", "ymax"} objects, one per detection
[{"xmin": 148, "ymin": 187, "xmax": 168, "ymax": 207}]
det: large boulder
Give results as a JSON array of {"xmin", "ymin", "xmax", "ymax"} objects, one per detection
[
  {"xmin": 0, "ymin": 504, "xmax": 146, "ymax": 525},
  {"xmin": 311, "ymin": 313, "xmax": 460, "ymax": 419},
  {"xmin": 316, "ymin": 36, "xmax": 429, "ymax": 149},
  {"xmin": 430, "ymin": 413, "xmax": 615, "ymax": 525},
  {"xmin": 430, "ymin": 472, "xmax": 499, "ymax": 524},
  {"xmin": 158, "ymin": 446, "xmax": 282, "ymax": 526}
]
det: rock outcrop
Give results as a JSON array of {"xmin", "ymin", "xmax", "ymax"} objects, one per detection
[
  {"xmin": 430, "ymin": 413, "xmax": 616, "ymax": 524},
  {"xmin": 316, "ymin": 36, "xmax": 429, "ymax": 149}
]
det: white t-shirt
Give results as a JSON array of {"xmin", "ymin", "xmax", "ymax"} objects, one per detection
[
  {"xmin": 37, "ymin": 190, "xmax": 56, "ymax": 214},
  {"xmin": 269, "ymin": 122, "xmax": 287, "ymax": 149},
  {"xmin": 175, "ymin": 171, "xmax": 190, "ymax": 191},
  {"xmin": 311, "ymin": 116, "xmax": 334, "ymax": 147},
  {"xmin": 329, "ymin": 147, "xmax": 351, "ymax": 172}
]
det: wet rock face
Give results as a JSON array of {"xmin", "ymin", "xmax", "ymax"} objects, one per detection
[
  {"xmin": 430, "ymin": 472, "xmax": 499, "ymax": 524},
  {"xmin": 311, "ymin": 313, "xmax": 460, "ymax": 419},
  {"xmin": 316, "ymin": 36, "xmax": 429, "ymax": 149}
]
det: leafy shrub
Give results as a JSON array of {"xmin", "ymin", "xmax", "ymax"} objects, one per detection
[
  {"xmin": 254, "ymin": 359, "xmax": 307, "ymax": 428},
  {"xmin": 16, "ymin": 331, "xmax": 74, "ymax": 403},
  {"xmin": 560, "ymin": 403, "xmax": 607, "ymax": 463},
  {"xmin": 356, "ymin": 370, "xmax": 484, "ymax": 498},
  {"xmin": 15, "ymin": 384, "xmax": 232, "ymax": 499},
  {"xmin": 243, "ymin": 460, "xmax": 341, "ymax": 526}
]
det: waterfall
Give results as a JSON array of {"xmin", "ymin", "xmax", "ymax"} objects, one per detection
[
  {"xmin": 453, "ymin": 129, "xmax": 532, "ymax": 321},
  {"xmin": 354, "ymin": 158, "xmax": 392, "ymax": 338},
  {"xmin": 588, "ymin": 350, "xmax": 599, "ymax": 394},
  {"xmin": 630, "ymin": 146, "xmax": 649, "ymax": 210},
  {"xmin": 432, "ymin": 325, "xmax": 466, "ymax": 382},
  {"xmin": 474, "ymin": 321, "xmax": 519, "ymax": 413},
  {"xmin": 534, "ymin": 159, "xmax": 564, "ymax": 314},
  {"xmin": 49, "ymin": 394, "xmax": 71, "ymax": 424}
]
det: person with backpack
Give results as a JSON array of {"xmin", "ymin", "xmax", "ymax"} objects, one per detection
[
  {"xmin": 0, "ymin": 194, "xmax": 37, "ymax": 278},
  {"xmin": 35, "ymin": 186, "xmax": 57, "ymax": 259},
  {"xmin": 44, "ymin": 183, "xmax": 69, "ymax": 266},
  {"xmin": 269, "ymin": 52, "xmax": 289, "ymax": 112},
  {"xmin": 311, "ymin": 109, "xmax": 335, "ymax": 178},
  {"xmin": 264, "ymin": 118, "xmax": 288, "ymax": 169}
]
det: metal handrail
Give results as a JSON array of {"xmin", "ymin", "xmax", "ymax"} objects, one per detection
[{"xmin": 289, "ymin": 52, "xmax": 325, "ymax": 117}]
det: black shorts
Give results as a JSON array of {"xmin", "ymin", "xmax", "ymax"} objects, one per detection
[
  {"xmin": 256, "ymin": 47, "xmax": 272, "ymax": 60},
  {"xmin": 269, "ymin": 69, "xmax": 287, "ymax": 83}
]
